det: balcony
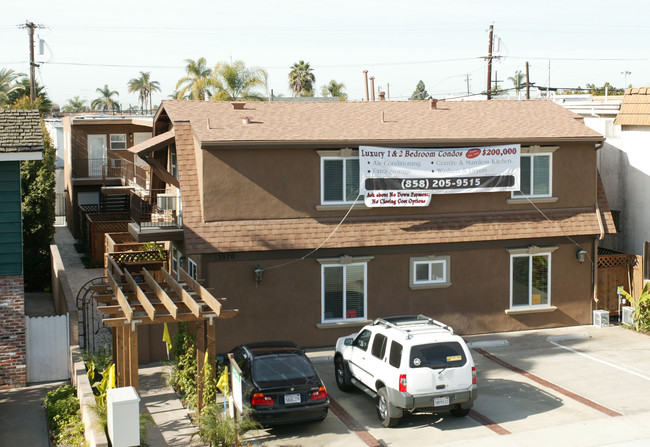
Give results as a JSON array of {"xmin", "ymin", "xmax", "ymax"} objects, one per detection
[
  {"xmin": 71, "ymin": 157, "xmax": 151, "ymax": 190},
  {"xmin": 128, "ymin": 190, "xmax": 184, "ymax": 242}
]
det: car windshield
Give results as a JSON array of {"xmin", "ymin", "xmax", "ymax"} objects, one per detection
[
  {"xmin": 252, "ymin": 354, "xmax": 316, "ymax": 383},
  {"xmin": 409, "ymin": 342, "xmax": 467, "ymax": 369}
]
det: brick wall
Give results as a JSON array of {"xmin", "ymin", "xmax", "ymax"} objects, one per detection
[{"xmin": 0, "ymin": 275, "xmax": 26, "ymax": 389}]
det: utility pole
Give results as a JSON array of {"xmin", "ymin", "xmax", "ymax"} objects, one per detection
[
  {"xmin": 526, "ymin": 62, "xmax": 530, "ymax": 100},
  {"xmin": 486, "ymin": 25, "xmax": 493, "ymax": 100},
  {"xmin": 466, "ymin": 74, "xmax": 471, "ymax": 96},
  {"xmin": 20, "ymin": 21, "xmax": 43, "ymax": 102}
]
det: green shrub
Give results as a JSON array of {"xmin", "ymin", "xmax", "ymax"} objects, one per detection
[
  {"xmin": 196, "ymin": 403, "xmax": 261, "ymax": 447},
  {"xmin": 44, "ymin": 385, "xmax": 88, "ymax": 446}
]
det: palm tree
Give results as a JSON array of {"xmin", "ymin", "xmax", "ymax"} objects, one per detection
[
  {"xmin": 288, "ymin": 60, "xmax": 315, "ymax": 97},
  {"xmin": 507, "ymin": 71, "xmax": 526, "ymax": 93},
  {"xmin": 91, "ymin": 85, "xmax": 120, "ymax": 112},
  {"xmin": 7, "ymin": 78, "xmax": 53, "ymax": 114},
  {"xmin": 321, "ymin": 80, "xmax": 348, "ymax": 100},
  {"xmin": 176, "ymin": 58, "xmax": 214, "ymax": 101},
  {"xmin": 0, "ymin": 68, "xmax": 24, "ymax": 107},
  {"xmin": 62, "ymin": 96, "xmax": 88, "ymax": 112},
  {"xmin": 211, "ymin": 60, "xmax": 268, "ymax": 101},
  {"xmin": 128, "ymin": 71, "xmax": 160, "ymax": 113}
]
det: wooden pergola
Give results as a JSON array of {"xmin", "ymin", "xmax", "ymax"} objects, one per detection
[{"xmin": 93, "ymin": 257, "xmax": 237, "ymax": 409}]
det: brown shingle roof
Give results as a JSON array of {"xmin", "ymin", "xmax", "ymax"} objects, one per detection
[
  {"xmin": 183, "ymin": 208, "xmax": 606, "ymax": 254},
  {"xmin": 172, "ymin": 114, "xmax": 611, "ymax": 254},
  {"xmin": 614, "ymin": 88, "xmax": 650, "ymax": 126},
  {"xmin": 0, "ymin": 109, "xmax": 44, "ymax": 153},
  {"xmin": 160, "ymin": 99, "xmax": 602, "ymax": 147}
]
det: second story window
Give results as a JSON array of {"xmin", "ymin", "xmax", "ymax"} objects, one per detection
[
  {"xmin": 110, "ymin": 134, "xmax": 127, "ymax": 150},
  {"xmin": 320, "ymin": 150, "xmax": 360, "ymax": 205},
  {"xmin": 513, "ymin": 152, "xmax": 552, "ymax": 198},
  {"xmin": 170, "ymin": 144, "xmax": 178, "ymax": 179}
]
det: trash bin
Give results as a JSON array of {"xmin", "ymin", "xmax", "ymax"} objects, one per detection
[{"xmin": 107, "ymin": 386, "xmax": 141, "ymax": 447}]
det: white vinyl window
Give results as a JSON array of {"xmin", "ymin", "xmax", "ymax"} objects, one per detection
[
  {"xmin": 510, "ymin": 252, "xmax": 551, "ymax": 307},
  {"xmin": 319, "ymin": 256, "xmax": 372, "ymax": 323},
  {"xmin": 110, "ymin": 134, "xmax": 127, "ymax": 150},
  {"xmin": 409, "ymin": 255, "xmax": 451, "ymax": 289},
  {"xmin": 170, "ymin": 144, "xmax": 178, "ymax": 179},
  {"xmin": 513, "ymin": 153, "xmax": 552, "ymax": 198},
  {"xmin": 187, "ymin": 258, "xmax": 197, "ymax": 280},
  {"xmin": 321, "ymin": 156, "xmax": 360, "ymax": 204}
]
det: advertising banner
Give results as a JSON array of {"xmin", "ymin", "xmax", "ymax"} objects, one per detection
[{"xmin": 360, "ymin": 144, "xmax": 520, "ymax": 207}]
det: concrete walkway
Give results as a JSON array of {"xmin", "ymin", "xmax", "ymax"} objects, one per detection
[
  {"xmin": 139, "ymin": 363, "xmax": 204, "ymax": 446},
  {"xmin": 0, "ymin": 380, "xmax": 67, "ymax": 446}
]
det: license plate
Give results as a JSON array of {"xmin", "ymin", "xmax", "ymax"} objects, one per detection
[
  {"xmin": 434, "ymin": 396, "xmax": 449, "ymax": 407},
  {"xmin": 285, "ymin": 393, "xmax": 301, "ymax": 404}
]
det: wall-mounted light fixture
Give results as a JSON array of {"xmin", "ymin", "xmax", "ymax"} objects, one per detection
[
  {"xmin": 576, "ymin": 248, "xmax": 587, "ymax": 264},
  {"xmin": 254, "ymin": 264, "xmax": 264, "ymax": 287}
]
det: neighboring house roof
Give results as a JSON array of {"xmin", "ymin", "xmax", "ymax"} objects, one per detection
[
  {"xmin": 67, "ymin": 114, "xmax": 153, "ymax": 127},
  {"xmin": 614, "ymin": 88, "xmax": 650, "ymax": 126},
  {"xmin": 158, "ymin": 99, "xmax": 603, "ymax": 147},
  {"xmin": 0, "ymin": 109, "xmax": 44, "ymax": 156}
]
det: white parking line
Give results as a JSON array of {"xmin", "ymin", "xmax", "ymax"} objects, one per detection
[{"xmin": 548, "ymin": 339, "xmax": 650, "ymax": 382}]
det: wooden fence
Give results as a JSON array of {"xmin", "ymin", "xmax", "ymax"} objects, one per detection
[{"xmin": 597, "ymin": 250, "xmax": 642, "ymax": 316}]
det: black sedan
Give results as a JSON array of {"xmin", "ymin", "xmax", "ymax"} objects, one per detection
[{"xmin": 230, "ymin": 341, "xmax": 329, "ymax": 425}]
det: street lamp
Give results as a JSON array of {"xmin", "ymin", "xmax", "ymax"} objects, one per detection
[{"xmin": 621, "ymin": 71, "xmax": 631, "ymax": 89}]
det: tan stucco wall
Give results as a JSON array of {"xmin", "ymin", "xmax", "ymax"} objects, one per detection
[
  {"xmin": 200, "ymin": 143, "xmax": 598, "ymax": 222},
  {"xmin": 204, "ymin": 239, "xmax": 595, "ymax": 352}
]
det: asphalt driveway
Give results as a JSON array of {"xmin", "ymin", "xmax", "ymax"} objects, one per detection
[{"xmin": 245, "ymin": 325, "xmax": 650, "ymax": 447}]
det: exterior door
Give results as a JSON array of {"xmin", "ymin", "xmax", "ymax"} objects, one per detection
[{"xmin": 87, "ymin": 134, "xmax": 106, "ymax": 177}]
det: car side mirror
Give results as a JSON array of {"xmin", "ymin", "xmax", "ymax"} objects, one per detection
[{"xmin": 344, "ymin": 338, "xmax": 354, "ymax": 346}]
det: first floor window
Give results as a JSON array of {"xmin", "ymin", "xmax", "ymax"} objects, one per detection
[
  {"xmin": 320, "ymin": 257, "xmax": 370, "ymax": 322},
  {"xmin": 409, "ymin": 255, "xmax": 450, "ymax": 289},
  {"xmin": 187, "ymin": 258, "xmax": 197, "ymax": 280},
  {"xmin": 511, "ymin": 253, "xmax": 550, "ymax": 307}
]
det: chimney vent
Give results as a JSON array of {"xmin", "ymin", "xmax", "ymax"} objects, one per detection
[
  {"xmin": 231, "ymin": 102, "xmax": 246, "ymax": 110},
  {"xmin": 430, "ymin": 98, "xmax": 438, "ymax": 110},
  {"xmin": 242, "ymin": 117, "xmax": 250, "ymax": 125},
  {"xmin": 363, "ymin": 70, "xmax": 369, "ymax": 101}
]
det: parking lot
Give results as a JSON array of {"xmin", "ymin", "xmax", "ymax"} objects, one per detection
[{"xmin": 244, "ymin": 325, "xmax": 650, "ymax": 447}]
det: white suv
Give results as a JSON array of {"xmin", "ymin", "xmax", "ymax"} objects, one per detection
[{"xmin": 334, "ymin": 315, "xmax": 477, "ymax": 427}]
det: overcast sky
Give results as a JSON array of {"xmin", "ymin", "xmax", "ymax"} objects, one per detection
[{"xmin": 2, "ymin": 0, "xmax": 650, "ymax": 109}]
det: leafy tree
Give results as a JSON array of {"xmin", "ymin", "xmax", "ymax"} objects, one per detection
[
  {"xmin": 321, "ymin": 80, "xmax": 348, "ymax": 100},
  {"xmin": 62, "ymin": 96, "xmax": 88, "ymax": 113},
  {"xmin": 176, "ymin": 58, "xmax": 214, "ymax": 101},
  {"xmin": 410, "ymin": 80, "xmax": 430, "ymax": 100},
  {"xmin": 585, "ymin": 82, "xmax": 624, "ymax": 95},
  {"xmin": 211, "ymin": 60, "xmax": 268, "ymax": 101},
  {"xmin": 7, "ymin": 78, "xmax": 53, "ymax": 114},
  {"xmin": 91, "ymin": 85, "xmax": 120, "ymax": 112},
  {"xmin": 128, "ymin": 71, "xmax": 160, "ymax": 113},
  {"xmin": 0, "ymin": 68, "xmax": 24, "ymax": 107},
  {"xmin": 507, "ymin": 71, "xmax": 526, "ymax": 92},
  {"xmin": 288, "ymin": 60, "xmax": 315, "ymax": 97},
  {"xmin": 12, "ymin": 97, "xmax": 55, "ymax": 291}
]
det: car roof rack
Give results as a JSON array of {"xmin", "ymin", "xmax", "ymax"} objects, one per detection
[{"xmin": 373, "ymin": 315, "xmax": 454, "ymax": 338}]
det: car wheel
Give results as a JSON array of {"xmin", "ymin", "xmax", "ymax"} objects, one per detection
[
  {"xmin": 376, "ymin": 387, "xmax": 401, "ymax": 427},
  {"xmin": 450, "ymin": 405, "xmax": 471, "ymax": 417},
  {"xmin": 334, "ymin": 357, "xmax": 353, "ymax": 392}
]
